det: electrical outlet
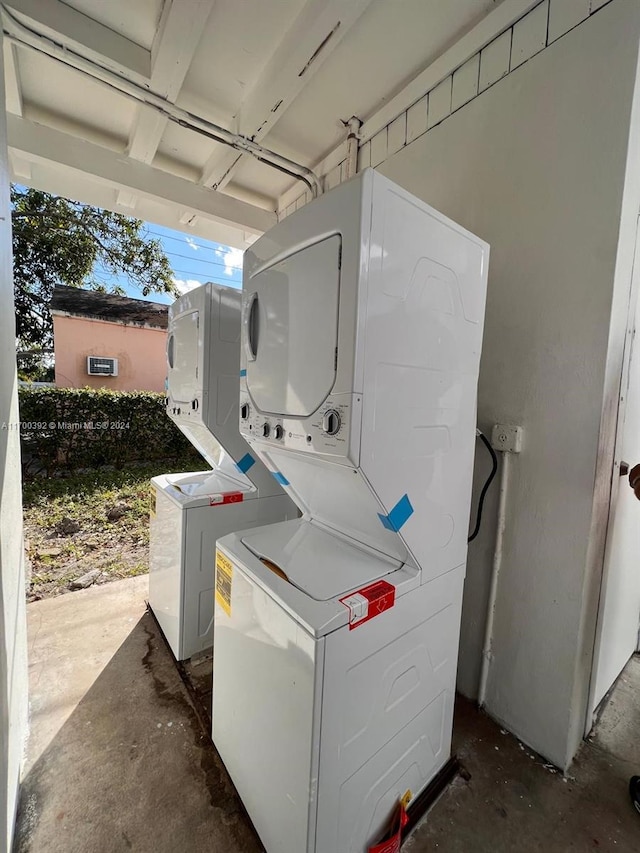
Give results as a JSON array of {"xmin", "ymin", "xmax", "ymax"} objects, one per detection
[{"xmin": 491, "ymin": 423, "xmax": 523, "ymax": 453}]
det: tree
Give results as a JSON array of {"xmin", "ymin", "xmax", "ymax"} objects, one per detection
[{"xmin": 11, "ymin": 186, "xmax": 177, "ymax": 373}]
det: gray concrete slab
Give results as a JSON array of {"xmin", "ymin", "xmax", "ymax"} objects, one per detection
[
  {"xmin": 15, "ymin": 577, "xmax": 262, "ymax": 853},
  {"xmin": 406, "ymin": 658, "xmax": 640, "ymax": 853},
  {"xmin": 23, "ymin": 575, "xmax": 151, "ymax": 777},
  {"xmin": 14, "ymin": 576, "xmax": 640, "ymax": 853},
  {"xmin": 406, "ymin": 690, "xmax": 640, "ymax": 852}
]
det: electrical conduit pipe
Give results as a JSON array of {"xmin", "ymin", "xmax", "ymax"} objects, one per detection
[{"xmin": 478, "ymin": 449, "xmax": 510, "ymax": 709}]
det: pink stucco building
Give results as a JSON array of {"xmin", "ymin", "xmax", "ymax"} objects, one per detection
[{"xmin": 50, "ymin": 285, "xmax": 168, "ymax": 393}]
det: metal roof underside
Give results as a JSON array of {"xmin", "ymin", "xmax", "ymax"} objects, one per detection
[{"xmin": 2, "ymin": 0, "xmax": 506, "ymax": 247}]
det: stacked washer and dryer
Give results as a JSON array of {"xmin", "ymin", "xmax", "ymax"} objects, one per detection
[
  {"xmin": 150, "ymin": 167, "xmax": 489, "ymax": 852},
  {"xmin": 212, "ymin": 168, "xmax": 489, "ymax": 853},
  {"xmin": 148, "ymin": 282, "xmax": 297, "ymax": 661}
]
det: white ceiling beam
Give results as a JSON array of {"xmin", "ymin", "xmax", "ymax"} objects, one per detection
[
  {"xmin": 9, "ymin": 151, "xmax": 30, "ymax": 179},
  {"xmin": 4, "ymin": 40, "xmax": 29, "ymax": 177},
  {"xmin": 116, "ymin": 190, "xmax": 137, "ymax": 209},
  {"xmin": 3, "ymin": 0, "xmax": 151, "ymax": 82},
  {"xmin": 125, "ymin": 107, "xmax": 170, "ymax": 165},
  {"xmin": 149, "ymin": 0, "xmax": 213, "ymax": 100},
  {"xmin": 3, "ymin": 42, "xmax": 22, "ymax": 115},
  {"xmin": 126, "ymin": 0, "xmax": 215, "ymax": 164},
  {"xmin": 6, "ymin": 163, "xmax": 255, "ymax": 247},
  {"xmin": 199, "ymin": 0, "xmax": 374, "ymax": 191},
  {"xmin": 8, "ymin": 114, "xmax": 275, "ymax": 234}
]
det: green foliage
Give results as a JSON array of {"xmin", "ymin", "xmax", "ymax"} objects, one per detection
[
  {"xmin": 18, "ymin": 387, "xmax": 202, "ymax": 478},
  {"xmin": 11, "ymin": 186, "xmax": 177, "ymax": 367},
  {"xmin": 24, "ymin": 454, "xmax": 198, "ymax": 597},
  {"xmin": 22, "ymin": 456, "xmax": 196, "ymax": 507},
  {"xmin": 17, "ymin": 354, "xmax": 55, "ymax": 383}
]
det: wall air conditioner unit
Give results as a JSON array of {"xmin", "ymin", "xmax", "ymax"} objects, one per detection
[{"xmin": 87, "ymin": 356, "xmax": 118, "ymax": 377}]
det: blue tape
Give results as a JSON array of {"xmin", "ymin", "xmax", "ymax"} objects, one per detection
[
  {"xmin": 239, "ymin": 369, "xmax": 247, "ymax": 377},
  {"xmin": 236, "ymin": 452, "xmax": 255, "ymax": 474},
  {"xmin": 272, "ymin": 471, "xmax": 290, "ymax": 486},
  {"xmin": 378, "ymin": 494, "xmax": 414, "ymax": 532}
]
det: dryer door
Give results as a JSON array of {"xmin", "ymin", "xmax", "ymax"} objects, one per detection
[
  {"xmin": 167, "ymin": 308, "xmax": 200, "ymax": 406},
  {"xmin": 245, "ymin": 234, "xmax": 341, "ymax": 418}
]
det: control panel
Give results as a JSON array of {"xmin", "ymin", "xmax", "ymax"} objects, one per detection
[
  {"xmin": 239, "ymin": 391, "xmax": 358, "ymax": 462},
  {"xmin": 168, "ymin": 394, "xmax": 201, "ymax": 419}
]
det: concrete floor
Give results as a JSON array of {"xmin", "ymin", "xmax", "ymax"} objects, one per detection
[
  {"xmin": 14, "ymin": 575, "xmax": 640, "ymax": 852},
  {"xmin": 15, "ymin": 576, "xmax": 262, "ymax": 853},
  {"xmin": 409, "ymin": 665, "xmax": 640, "ymax": 853}
]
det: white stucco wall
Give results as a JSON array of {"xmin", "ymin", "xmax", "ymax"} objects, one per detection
[
  {"xmin": 0, "ymin": 40, "xmax": 28, "ymax": 852},
  {"xmin": 378, "ymin": 0, "xmax": 640, "ymax": 769}
]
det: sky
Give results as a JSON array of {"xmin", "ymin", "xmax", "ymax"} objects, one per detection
[
  {"xmin": 12, "ymin": 183, "xmax": 244, "ymax": 303},
  {"xmin": 96, "ymin": 222, "xmax": 243, "ymax": 304}
]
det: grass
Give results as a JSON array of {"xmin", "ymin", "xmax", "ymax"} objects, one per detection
[{"xmin": 24, "ymin": 456, "xmax": 205, "ymax": 600}]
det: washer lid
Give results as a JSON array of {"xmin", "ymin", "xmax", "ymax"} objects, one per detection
[
  {"xmin": 240, "ymin": 518, "xmax": 400, "ymax": 601},
  {"xmin": 219, "ymin": 520, "xmax": 419, "ymax": 638},
  {"xmin": 153, "ymin": 470, "xmax": 256, "ymax": 507}
]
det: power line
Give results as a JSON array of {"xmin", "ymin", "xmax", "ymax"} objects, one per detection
[
  {"xmin": 171, "ymin": 272, "xmax": 241, "ymax": 288},
  {"xmin": 169, "ymin": 265, "xmax": 239, "ymax": 279},
  {"xmin": 143, "ymin": 228, "xmax": 243, "ymax": 271},
  {"xmin": 91, "ymin": 260, "xmax": 240, "ymax": 289},
  {"xmin": 145, "ymin": 228, "xmax": 226, "ymax": 253},
  {"xmin": 158, "ymin": 248, "xmax": 242, "ymax": 270},
  {"xmin": 94, "ymin": 256, "xmax": 241, "ymax": 277},
  {"xmin": 144, "ymin": 228, "xmax": 211, "ymax": 249}
]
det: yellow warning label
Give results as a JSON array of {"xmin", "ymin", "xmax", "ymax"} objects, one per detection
[{"xmin": 215, "ymin": 550, "xmax": 233, "ymax": 617}]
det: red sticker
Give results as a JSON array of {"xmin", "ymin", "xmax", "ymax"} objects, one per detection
[
  {"xmin": 340, "ymin": 580, "xmax": 395, "ymax": 630},
  {"xmin": 368, "ymin": 803, "xmax": 409, "ymax": 853},
  {"xmin": 209, "ymin": 492, "xmax": 244, "ymax": 506}
]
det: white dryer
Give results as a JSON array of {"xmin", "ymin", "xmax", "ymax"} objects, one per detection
[
  {"xmin": 148, "ymin": 283, "xmax": 297, "ymax": 661},
  {"xmin": 212, "ymin": 169, "xmax": 489, "ymax": 852}
]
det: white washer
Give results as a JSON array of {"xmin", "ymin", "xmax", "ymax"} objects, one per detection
[
  {"xmin": 148, "ymin": 283, "xmax": 297, "ymax": 660},
  {"xmin": 149, "ymin": 470, "xmax": 294, "ymax": 660},
  {"xmin": 214, "ymin": 520, "xmax": 464, "ymax": 853},
  {"xmin": 214, "ymin": 169, "xmax": 489, "ymax": 851}
]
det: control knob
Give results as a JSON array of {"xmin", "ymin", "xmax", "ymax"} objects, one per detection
[{"xmin": 322, "ymin": 409, "xmax": 341, "ymax": 436}]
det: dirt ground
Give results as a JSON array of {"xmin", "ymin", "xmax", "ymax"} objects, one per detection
[{"xmin": 23, "ymin": 458, "xmax": 201, "ymax": 601}]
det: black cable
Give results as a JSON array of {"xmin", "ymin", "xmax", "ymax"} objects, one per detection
[{"xmin": 468, "ymin": 431, "xmax": 499, "ymax": 543}]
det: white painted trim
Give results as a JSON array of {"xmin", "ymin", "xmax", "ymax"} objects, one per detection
[
  {"xmin": 126, "ymin": 0, "xmax": 215, "ymax": 167},
  {"xmin": 278, "ymin": 143, "xmax": 348, "ymax": 215},
  {"xmin": 7, "ymin": 114, "xmax": 276, "ymax": 234},
  {"xmin": 3, "ymin": 42, "xmax": 21, "ymax": 116},
  {"xmin": 358, "ymin": 0, "xmax": 542, "ymax": 145},
  {"xmin": 150, "ymin": 0, "xmax": 213, "ymax": 100},
  {"xmin": 2, "ymin": 4, "xmax": 322, "ymax": 197},
  {"xmin": 199, "ymin": 0, "xmax": 373, "ymax": 191},
  {"xmin": 277, "ymin": 0, "xmax": 542, "ymax": 210},
  {"xmin": 3, "ymin": 0, "xmax": 151, "ymax": 82},
  {"xmin": 277, "ymin": 0, "xmax": 615, "ymax": 216},
  {"xmin": 125, "ymin": 108, "xmax": 170, "ymax": 167}
]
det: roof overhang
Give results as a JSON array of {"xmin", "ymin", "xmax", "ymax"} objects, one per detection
[{"xmin": 1, "ymin": 0, "xmax": 536, "ymax": 245}]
